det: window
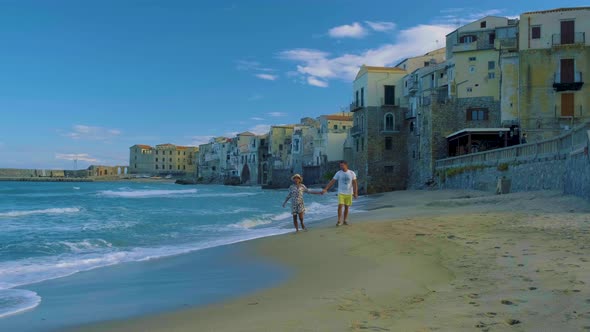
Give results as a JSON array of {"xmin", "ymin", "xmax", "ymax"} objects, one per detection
[
  {"xmin": 488, "ymin": 61, "xmax": 495, "ymax": 70},
  {"xmin": 360, "ymin": 87, "xmax": 364, "ymax": 107},
  {"xmin": 410, "ymin": 122, "xmax": 415, "ymax": 132},
  {"xmin": 469, "ymin": 66, "xmax": 476, "ymax": 73},
  {"xmin": 361, "ymin": 137, "xmax": 364, "ymax": 151},
  {"xmin": 156, "ymin": 165, "xmax": 159, "ymax": 169},
  {"xmin": 178, "ymin": 151, "xmax": 180, "ymax": 155},
  {"xmin": 169, "ymin": 158, "xmax": 172, "ymax": 162},
  {"xmin": 279, "ymin": 144, "xmax": 283, "ymax": 151},
  {"xmin": 134, "ymin": 164, "xmax": 137, "ymax": 168},
  {"xmin": 480, "ymin": 21, "xmax": 487, "ymax": 28},
  {"xmin": 531, "ymin": 26, "xmax": 541, "ymax": 39},
  {"xmin": 560, "ymin": 58, "xmax": 575, "ymax": 83},
  {"xmin": 488, "ymin": 72, "xmax": 496, "ymax": 79},
  {"xmin": 384, "ymin": 166, "xmax": 394, "ymax": 173},
  {"xmin": 460, "ymin": 35, "xmax": 477, "ymax": 43},
  {"xmin": 356, "ymin": 139, "xmax": 359, "ymax": 152},
  {"xmin": 424, "ymin": 61, "xmax": 430, "ymax": 67},
  {"xmin": 183, "ymin": 165, "xmax": 186, "ymax": 170},
  {"xmin": 466, "ymin": 108, "xmax": 489, "ymax": 121},
  {"xmin": 489, "ymin": 33, "xmax": 496, "ymax": 45},
  {"xmin": 384, "ymin": 113, "xmax": 395, "ymax": 131},
  {"xmin": 385, "ymin": 137, "xmax": 393, "ymax": 150},
  {"xmin": 561, "ymin": 93, "xmax": 574, "ymax": 117},
  {"xmin": 467, "ymin": 87, "xmax": 473, "ymax": 93},
  {"xmin": 333, "ymin": 124, "xmax": 338, "ymax": 130},
  {"xmin": 156, "ymin": 158, "xmax": 158, "ymax": 162},
  {"xmin": 177, "ymin": 165, "xmax": 180, "ymax": 170},
  {"xmin": 355, "ymin": 90, "xmax": 359, "ymax": 106},
  {"xmin": 156, "ymin": 150, "xmax": 159, "ymax": 155},
  {"xmin": 384, "ymin": 85, "xmax": 396, "ymax": 105},
  {"xmin": 169, "ymin": 165, "xmax": 172, "ymax": 170},
  {"xmin": 469, "ymin": 57, "xmax": 476, "ymax": 61},
  {"xmin": 343, "ymin": 126, "xmax": 347, "ymax": 130}
]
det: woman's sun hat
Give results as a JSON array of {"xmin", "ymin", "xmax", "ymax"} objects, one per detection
[{"xmin": 291, "ymin": 174, "xmax": 303, "ymax": 180}]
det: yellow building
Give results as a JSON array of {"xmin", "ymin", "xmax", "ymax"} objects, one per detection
[
  {"xmin": 518, "ymin": 7, "xmax": 590, "ymax": 140},
  {"xmin": 446, "ymin": 16, "xmax": 517, "ymax": 101},
  {"xmin": 129, "ymin": 144, "xmax": 198, "ymax": 176}
]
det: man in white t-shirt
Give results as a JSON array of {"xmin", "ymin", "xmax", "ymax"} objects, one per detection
[{"xmin": 322, "ymin": 160, "xmax": 358, "ymax": 226}]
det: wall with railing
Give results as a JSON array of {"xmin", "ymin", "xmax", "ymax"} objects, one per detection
[
  {"xmin": 434, "ymin": 121, "xmax": 590, "ymax": 199},
  {"xmin": 436, "ymin": 121, "xmax": 590, "ymax": 169}
]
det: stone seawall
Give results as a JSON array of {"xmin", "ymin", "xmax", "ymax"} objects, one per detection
[{"xmin": 435, "ymin": 125, "xmax": 590, "ymax": 200}]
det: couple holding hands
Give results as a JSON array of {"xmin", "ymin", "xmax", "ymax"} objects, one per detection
[{"xmin": 282, "ymin": 161, "xmax": 358, "ymax": 232}]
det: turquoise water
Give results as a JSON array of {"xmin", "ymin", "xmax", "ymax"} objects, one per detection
[{"xmin": 0, "ymin": 181, "xmax": 344, "ymax": 320}]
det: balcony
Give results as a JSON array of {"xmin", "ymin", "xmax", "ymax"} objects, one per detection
[
  {"xmin": 553, "ymin": 72, "xmax": 584, "ymax": 92},
  {"xmin": 349, "ymin": 102, "xmax": 363, "ymax": 112},
  {"xmin": 404, "ymin": 108, "xmax": 416, "ymax": 119},
  {"xmin": 350, "ymin": 125, "xmax": 363, "ymax": 136},
  {"xmin": 495, "ymin": 37, "xmax": 518, "ymax": 50},
  {"xmin": 453, "ymin": 41, "xmax": 478, "ymax": 53},
  {"xmin": 552, "ymin": 32, "xmax": 585, "ymax": 46},
  {"xmin": 381, "ymin": 97, "xmax": 400, "ymax": 107},
  {"xmin": 406, "ymin": 77, "xmax": 418, "ymax": 93}
]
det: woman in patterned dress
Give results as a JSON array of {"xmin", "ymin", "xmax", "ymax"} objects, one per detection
[{"xmin": 282, "ymin": 174, "xmax": 321, "ymax": 232}]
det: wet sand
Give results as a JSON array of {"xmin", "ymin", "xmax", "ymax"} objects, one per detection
[{"xmin": 72, "ymin": 190, "xmax": 590, "ymax": 331}]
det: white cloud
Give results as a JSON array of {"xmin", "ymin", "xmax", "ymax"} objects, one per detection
[
  {"xmin": 307, "ymin": 76, "xmax": 329, "ymax": 88},
  {"xmin": 279, "ymin": 23, "xmax": 454, "ymax": 87},
  {"xmin": 434, "ymin": 8, "xmax": 508, "ymax": 26},
  {"xmin": 189, "ymin": 135, "xmax": 215, "ymax": 146},
  {"xmin": 267, "ymin": 112, "xmax": 287, "ymax": 117},
  {"xmin": 250, "ymin": 117, "xmax": 265, "ymax": 121},
  {"xmin": 328, "ymin": 22, "xmax": 368, "ymax": 39},
  {"xmin": 236, "ymin": 60, "xmax": 274, "ymax": 72},
  {"xmin": 248, "ymin": 124, "xmax": 271, "ymax": 135},
  {"xmin": 255, "ymin": 73, "xmax": 278, "ymax": 81},
  {"xmin": 365, "ymin": 21, "xmax": 397, "ymax": 32},
  {"xmin": 55, "ymin": 153, "xmax": 99, "ymax": 163},
  {"xmin": 63, "ymin": 125, "xmax": 122, "ymax": 141}
]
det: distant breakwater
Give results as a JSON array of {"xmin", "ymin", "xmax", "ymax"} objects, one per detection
[{"xmin": 0, "ymin": 177, "xmax": 94, "ymax": 182}]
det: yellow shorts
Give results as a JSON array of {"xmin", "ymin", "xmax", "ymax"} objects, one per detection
[{"xmin": 338, "ymin": 194, "xmax": 353, "ymax": 206}]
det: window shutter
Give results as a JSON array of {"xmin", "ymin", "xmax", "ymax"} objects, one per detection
[{"xmin": 466, "ymin": 109, "xmax": 472, "ymax": 121}]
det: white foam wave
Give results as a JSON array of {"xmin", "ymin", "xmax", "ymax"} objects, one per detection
[
  {"xmin": 0, "ymin": 208, "xmax": 81, "ymax": 218},
  {"xmin": 99, "ymin": 189, "xmax": 198, "ymax": 198},
  {"xmin": 60, "ymin": 239, "xmax": 113, "ymax": 253},
  {"xmin": 0, "ymin": 289, "xmax": 41, "ymax": 319},
  {"xmin": 196, "ymin": 192, "xmax": 259, "ymax": 198}
]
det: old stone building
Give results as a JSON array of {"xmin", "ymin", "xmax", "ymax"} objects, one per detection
[
  {"xmin": 130, "ymin": 144, "xmax": 198, "ymax": 177},
  {"xmin": 350, "ymin": 65, "xmax": 408, "ymax": 194}
]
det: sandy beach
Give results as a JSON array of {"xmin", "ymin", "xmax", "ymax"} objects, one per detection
[{"xmin": 70, "ymin": 189, "xmax": 590, "ymax": 332}]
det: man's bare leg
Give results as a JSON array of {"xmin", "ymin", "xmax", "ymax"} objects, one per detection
[
  {"xmin": 343, "ymin": 205, "xmax": 350, "ymax": 225},
  {"xmin": 337, "ymin": 204, "xmax": 343, "ymax": 226}
]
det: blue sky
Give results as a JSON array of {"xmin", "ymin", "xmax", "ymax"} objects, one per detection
[{"xmin": 0, "ymin": 0, "xmax": 587, "ymax": 169}]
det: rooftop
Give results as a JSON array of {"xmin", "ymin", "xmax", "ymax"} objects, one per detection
[
  {"xmin": 355, "ymin": 65, "xmax": 406, "ymax": 80},
  {"xmin": 523, "ymin": 6, "xmax": 590, "ymax": 15}
]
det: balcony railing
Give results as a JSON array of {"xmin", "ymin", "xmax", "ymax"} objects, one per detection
[
  {"xmin": 552, "ymin": 32, "xmax": 585, "ymax": 46},
  {"xmin": 349, "ymin": 102, "xmax": 363, "ymax": 112},
  {"xmin": 381, "ymin": 97, "xmax": 400, "ymax": 107},
  {"xmin": 553, "ymin": 72, "xmax": 584, "ymax": 92},
  {"xmin": 404, "ymin": 109, "xmax": 416, "ymax": 119},
  {"xmin": 350, "ymin": 125, "xmax": 362, "ymax": 136},
  {"xmin": 495, "ymin": 38, "xmax": 518, "ymax": 50}
]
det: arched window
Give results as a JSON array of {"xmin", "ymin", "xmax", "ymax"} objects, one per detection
[{"xmin": 384, "ymin": 113, "xmax": 395, "ymax": 131}]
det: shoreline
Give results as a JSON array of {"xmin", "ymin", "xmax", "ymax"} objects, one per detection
[{"xmin": 70, "ymin": 189, "xmax": 590, "ymax": 331}]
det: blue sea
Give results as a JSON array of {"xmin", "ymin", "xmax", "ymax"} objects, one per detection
[{"xmin": 0, "ymin": 181, "xmax": 349, "ymax": 323}]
